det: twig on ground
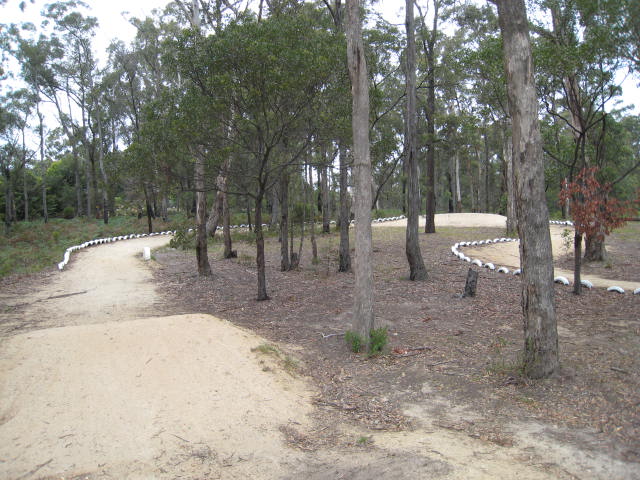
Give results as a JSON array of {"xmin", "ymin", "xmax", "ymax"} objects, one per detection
[{"xmin": 321, "ymin": 332, "xmax": 345, "ymax": 339}]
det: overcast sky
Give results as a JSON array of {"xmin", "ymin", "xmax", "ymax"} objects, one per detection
[{"xmin": 2, "ymin": 0, "xmax": 638, "ymax": 112}]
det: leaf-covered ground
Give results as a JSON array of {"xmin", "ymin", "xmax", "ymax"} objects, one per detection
[{"xmin": 154, "ymin": 223, "xmax": 639, "ymax": 465}]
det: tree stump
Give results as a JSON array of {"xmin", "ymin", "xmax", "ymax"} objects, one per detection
[{"xmin": 462, "ymin": 268, "xmax": 478, "ymax": 298}]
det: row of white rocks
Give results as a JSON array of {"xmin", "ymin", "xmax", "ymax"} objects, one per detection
[
  {"xmin": 57, "ymin": 230, "xmax": 177, "ymax": 270},
  {"xmin": 57, "ymin": 215, "xmax": 408, "ymax": 271},
  {"xmin": 452, "ymin": 235, "xmax": 640, "ymax": 295}
]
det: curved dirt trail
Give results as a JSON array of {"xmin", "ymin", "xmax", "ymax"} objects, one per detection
[
  {"xmin": 376, "ymin": 214, "xmax": 639, "ymax": 290},
  {"xmin": 0, "ymin": 231, "xmax": 635, "ymax": 479}
]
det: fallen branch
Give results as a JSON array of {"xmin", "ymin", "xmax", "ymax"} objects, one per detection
[
  {"xmin": 321, "ymin": 332, "xmax": 345, "ymax": 339},
  {"xmin": 16, "ymin": 458, "xmax": 53, "ymax": 480},
  {"xmin": 610, "ymin": 367, "xmax": 630, "ymax": 375}
]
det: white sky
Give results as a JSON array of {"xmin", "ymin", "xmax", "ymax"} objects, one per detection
[{"xmin": 2, "ymin": 0, "xmax": 638, "ymax": 111}]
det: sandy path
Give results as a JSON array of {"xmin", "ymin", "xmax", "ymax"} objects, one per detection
[
  {"xmin": 462, "ymin": 224, "xmax": 639, "ymax": 290},
  {"xmin": 0, "ymin": 237, "xmax": 314, "ymax": 479}
]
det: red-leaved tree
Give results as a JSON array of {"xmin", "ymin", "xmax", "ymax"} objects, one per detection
[{"xmin": 559, "ymin": 167, "xmax": 637, "ymax": 294}]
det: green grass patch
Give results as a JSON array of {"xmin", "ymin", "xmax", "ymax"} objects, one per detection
[
  {"xmin": 0, "ymin": 215, "xmax": 187, "ymax": 278},
  {"xmin": 251, "ymin": 343, "xmax": 300, "ymax": 376}
]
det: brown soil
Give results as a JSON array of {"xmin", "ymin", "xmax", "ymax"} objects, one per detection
[{"xmin": 154, "ymin": 219, "xmax": 640, "ymax": 478}]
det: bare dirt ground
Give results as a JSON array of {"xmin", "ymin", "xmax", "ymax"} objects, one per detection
[{"xmin": 0, "ymin": 214, "xmax": 638, "ymax": 479}]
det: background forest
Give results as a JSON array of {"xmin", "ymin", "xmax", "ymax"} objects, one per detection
[{"xmin": 1, "ymin": 0, "xmax": 639, "ymax": 266}]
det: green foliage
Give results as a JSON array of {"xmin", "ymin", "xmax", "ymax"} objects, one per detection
[
  {"xmin": 62, "ymin": 206, "xmax": 75, "ymax": 219},
  {"xmin": 345, "ymin": 330, "xmax": 363, "ymax": 353},
  {"xmin": 168, "ymin": 228, "xmax": 195, "ymax": 250},
  {"xmin": 345, "ymin": 327, "xmax": 389, "ymax": 356},
  {"xmin": 368, "ymin": 327, "xmax": 388, "ymax": 357}
]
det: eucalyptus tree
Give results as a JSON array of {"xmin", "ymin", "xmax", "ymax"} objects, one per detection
[
  {"xmin": 493, "ymin": 0, "xmax": 558, "ymax": 379},
  {"xmin": 173, "ymin": 8, "xmax": 342, "ymax": 299},
  {"xmin": 346, "ymin": 0, "xmax": 375, "ymax": 348},
  {"xmin": 321, "ymin": 0, "xmax": 352, "ymax": 272},
  {"xmin": 414, "ymin": 0, "xmax": 454, "ymax": 233},
  {"xmin": 404, "ymin": 0, "xmax": 427, "ymax": 280}
]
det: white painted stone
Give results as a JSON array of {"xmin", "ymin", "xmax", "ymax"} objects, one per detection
[
  {"xmin": 143, "ymin": 247, "xmax": 151, "ymax": 261},
  {"xmin": 607, "ymin": 286, "xmax": 625, "ymax": 294},
  {"xmin": 580, "ymin": 279, "xmax": 593, "ymax": 289},
  {"xmin": 633, "ymin": 287, "xmax": 640, "ymax": 295}
]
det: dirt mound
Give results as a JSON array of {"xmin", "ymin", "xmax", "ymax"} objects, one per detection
[{"xmin": 0, "ymin": 314, "xmax": 315, "ymax": 479}]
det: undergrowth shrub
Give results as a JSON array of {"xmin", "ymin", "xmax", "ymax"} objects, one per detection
[{"xmin": 345, "ymin": 327, "xmax": 389, "ymax": 356}]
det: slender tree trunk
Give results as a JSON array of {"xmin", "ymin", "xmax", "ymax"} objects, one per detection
[
  {"xmin": 73, "ymin": 146, "xmax": 82, "ymax": 217},
  {"xmin": 455, "ymin": 151, "xmax": 462, "ymax": 212},
  {"xmin": 23, "ymin": 169, "xmax": 29, "ymax": 222},
  {"xmin": 504, "ymin": 119, "xmax": 517, "ymax": 233},
  {"xmin": 97, "ymin": 115, "xmax": 109, "ymax": 224},
  {"xmin": 255, "ymin": 191, "xmax": 269, "ymax": 300},
  {"xmin": 422, "ymin": 1, "xmax": 439, "ymax": 234},
  {"xmin": 38, "ymin": 109, "xmax": 48, "ymax": 224},
  {"xmin": 308, "ymin": 164, "xmax": 318, "ymax": 263},
  {"xmin": 338, "ymin": 144, "xmax": 351, "ymax": 272},
  {"xmin": 347, "ymin": 0, "xmax": 375, "ymax": 348},
  {"xmin": 279, "ymin": 171, "xmax": 290, "ymax": 271},
  {"xmin": 222, "ymin": 181, "xmax": 233, "ymax": 258},
  {"xmin": 143, "ymin": 183, "xmax": 154, "ymax": 233},
  {"xmin": 497, "ymin": 0, "xmax": 559, "ymax": 379},
  {"xmin": 405, "ymin": 0, "xmax": 428, "ymax": 280},
  {"xmin": 321, "ymin": 160, "xmax": 330, "ymax": 233},
  {"xmin": 4, "ymin": 170, "xmax": 13, "ymax": 233},
  {"xmin": 194, "ymin": 151, "xmax": 212, "ymax": 276},
  {"xmin": 270, "ymin": 184, "xmax": 280, "ymax": 232},
  {"xmin": 483, "ymin": 127, "xmax": 490, "ymax": 212},
  {"xmin": 573, "ymin": 232, "xmax": 583, "ymax": 294},
  {"xmin": 206, "ymin": 172, "xmax": 225, "ymax": 237}
]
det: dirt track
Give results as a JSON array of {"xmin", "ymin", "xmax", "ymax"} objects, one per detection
[{"xmin": 0, "ymin": 215, "xmax": 637, "ymax": 479}]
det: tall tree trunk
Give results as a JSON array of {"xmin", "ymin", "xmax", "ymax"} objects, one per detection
[
  {"xmin": 38, "ymin": 108, "xmax": 48, "ymax": 224},
  {"xmin": 308, "ymin": 164, "xmax": 318, "ymax": 263},
  {"xmin": 483, "ymin": 126, "xmax": 490, "ymax": 212},
  {"xmin": 405, "ymin": 0, "xmax": 428, "ymax": 281},
  {"xmin": 255, "ymin": 191, "xmax": 269, "ymax": 300},
  {"xmin": 206, "ymin": 175, "xmax": 225, "ymax": 237},
  {"xmin": 23, "ymin": 169, "xmax": 29, "ymax": 222},
  {"xmin": 504, "ymin": 119, "xmax": 517, "ymax": 233},
  {"xmin": 73, "ymin": 146, "xmax": 82, "ymax": 217},
  {"xmin": 497, "ymin": 0, "xmax": 559, "ymax": 379},
  {"xmin": 143, "ymin": 183, "xmax": 154, "ymax": 234},
  {"xmin": 194, "ymin": 151, "xmax": 212, "ymax": 276},
  {"xmin": 455, "ymin": 151, "xmax": 462, "ymax": 212},
  {"xmin": 279, "ymin": 171, "xmax": 290, "ymax": 271},
  {"xmin": 97, "ymin": 115, "xmax": 109, "ymax": 225},
  {"xmin": 321, "ymin": 160, "xmax": 330, "ymax": 233},
  {"xmin": 338, "ymin": 144, "xmax": 351, "ymax": 272},
  {"xmin": 4, "ymin": 170, "xmax": 13, "ymax": 233},
  {"xmin": 269, "ymin": 184, "xmax": 280, "ymax": 232},
  {"xmin": 222, "ymin": 179, "xmax": 233, "ymax": 258},
  {"xmin": 347, "ymin": 0, "xmax": 375, "ymax": 348},
  {"xmin": 85, "ymin": 155, "xmax": 92, "ymax": 218},
  {"xmin": 573, "ymin": 232, "xmax": 583, "ymax": 295},
  {"xmin": 422, "ymin": 1, "xmax": 439, "ymax": 234},
  {"xmin": 584, "ymin": 233, "xmax": 606, "ymax": 261}
]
